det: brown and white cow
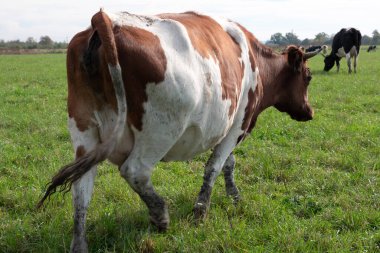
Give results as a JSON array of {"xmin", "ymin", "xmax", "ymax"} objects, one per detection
[{"xmin": 38, "ymin": 9, "xmax": 319, "ymax": 252}]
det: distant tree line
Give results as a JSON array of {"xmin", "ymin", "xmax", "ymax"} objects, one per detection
[
  {"xmin": 266, "ymin": 29, "xmax": 380, "ymax": 46},
  {"xmin": 2, "ymin": 30, "xmax": 379, "ymax": 50},
  {"xmin": 0, "ymin": 36, "xmax": 68, "ymax": 49}
]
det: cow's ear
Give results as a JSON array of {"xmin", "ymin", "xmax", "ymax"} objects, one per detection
[{"xmin": 286, "ymin": 46, "xmax": 303, "ymax": 73}]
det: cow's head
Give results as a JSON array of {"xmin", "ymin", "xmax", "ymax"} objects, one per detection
[
  {"xmin": 323, "ymin": 54, "xmax": 335, "ymax": 71},
  {"xmin": 274, "ymin": 46, "xmax": 316, "ymax": 121}
]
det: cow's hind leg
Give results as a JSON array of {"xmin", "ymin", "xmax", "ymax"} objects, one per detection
[
  {"xmin": 120, "ymin": 160, "xmax": 169, "ymax": 231},
  {"xmin": 346, "ymin": 54, "xmax": 352, "ymax": 73},
  {"xmin": 222, "ymin": 154, "xmax": 240, "ymax": 204},
  {"xmin": 68, "ymin": 119, "xmax": 99, "ymax": 253},
  {"xmin": 71, "ymin": 166, "xmax": 97, "ymax": 253}
]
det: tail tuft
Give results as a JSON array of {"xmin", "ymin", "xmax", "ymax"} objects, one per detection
[{"xmin": 36, "ymin": 146, "xmax": 108, "ymax": 209}]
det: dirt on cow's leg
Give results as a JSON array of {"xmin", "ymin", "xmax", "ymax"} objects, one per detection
[
  {"xmin": 120, "ymin": 164, "xmax": 169, "ymax": 231},
  {"xmin": 194, "ymin": 138, "xmax": 239, "ymax": 222},
  {"xmin": 222, "ymin": 154, "xmax": 240, "ymax": 205},
  {"xmin": 194, "ymin": 154, "xmax": 240, "ymax": 221},
  {"xmin": 139, "ymin": 189, "xmax": 169, "ymax": 231},
  {"xmin": 193, "ymin": 167, "xmax": 214, "ymax": 221}
]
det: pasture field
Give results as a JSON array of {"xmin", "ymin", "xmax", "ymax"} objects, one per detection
[{"xmin": 0, "ymin": 49, "xmax": 379, "ymax": 252}]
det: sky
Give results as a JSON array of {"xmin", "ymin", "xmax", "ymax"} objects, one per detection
[{"xmin": 1, "ymin": 0, "xmax": 379, "ymax": 43}]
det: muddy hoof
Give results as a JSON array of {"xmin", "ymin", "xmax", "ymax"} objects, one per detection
[
  {"xmin": 70, "ymin": 238, "xmax": 88, "ymax": 253},
  {"xmin": 232, "ymin": 194, "xmax": 241, "ymax": 206},
  {"xmin": 150, "ymin": 217, "xmax": 169, "ymax": 232},
  {"xmin": 193, "ymin": 202, "xmax": 208, "ymax": 222},
  {"xmin": 150, "ymin": 209, "xmax": 169, "ymax": 232}
]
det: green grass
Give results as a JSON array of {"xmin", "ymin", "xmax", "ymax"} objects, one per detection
[{"xmin": 0, "ymin": 49, "xmax": 379, "ymax": 252}]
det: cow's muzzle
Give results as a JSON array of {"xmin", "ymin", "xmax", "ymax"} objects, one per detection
[{"xmin": 291, "ymin": 105, "xmax": 314, "ymax": 122}]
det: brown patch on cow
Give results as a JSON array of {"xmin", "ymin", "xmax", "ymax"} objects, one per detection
[
  {"xmin": 160, "ymin": 12, "xmax": 244, "ymax": 116},
  {"xmin": 75, "ymin": 145, "xmax": 86, "ymax": 159},
  {"xmin": 241, "ymin": 89, "xmax": 256, "ymax": 132},
  {"xmin": 67, "ymin": 24, "xmax": 167, "ymax": 132},
  {"xmin": 238, "ymin": 74, "xmax": 264, "ymax": 143},
  {"xmin": 67, "ymin": 29, "xmax": 102, "ymax": 131},
  {"xmin": 114, "ymin": 25, "xmax": 167, "ymax": 130},
  {"xmin": 246, "ymin": 74, "xmax": 264, "ymax": 132}
]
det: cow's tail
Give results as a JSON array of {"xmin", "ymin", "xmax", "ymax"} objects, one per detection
[{"xmin": 37, "ymin": 9, "xmax": 126, "ymax": 209}]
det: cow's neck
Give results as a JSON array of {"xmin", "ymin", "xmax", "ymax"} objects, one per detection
[
  {"xmin": 255, "ymin": 49, "xmax": 288, "ymax": 114},
  {"xmin": 239, "ymin": 41, "xmax": 289, "ymax": 132}
]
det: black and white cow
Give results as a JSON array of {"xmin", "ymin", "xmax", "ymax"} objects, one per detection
[
  {"xmin": 367, "ymin": 45, "xmax": 377, "ymax": 52},
  {"xmin": 323, "ymin": 28, "xmax": 362, "ymax": 73}
]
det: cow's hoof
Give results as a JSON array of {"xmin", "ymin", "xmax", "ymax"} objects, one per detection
[
  {"xmin": 150, "ymin": 208, "xmax": 169, "ymax": 232},
  {"xmin": 150, "ymin": 217, "xmax": 169, "ymax": 232},
  {"xmin": 70, "ymin": 238, "xmax": 88, "ymax": 253},
  {"xmin": 193, "ymin": 202, "xmax": 208, "ymax": 222},
  {"xmin": 226, "ymin": 187, "xmax": 241, "ymax": 205},
  {"xmin": 232, "ymin": 194, "xmax": 241, "ymax": 206}
]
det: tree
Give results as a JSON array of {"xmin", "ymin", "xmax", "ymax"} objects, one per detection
[
  {"xmin": 301, "ymin": 38, "xmax": 311, "ymax": 46},
  {"xmin": 361, "ymin": 35, "xmax": 372, "ymax": 45},
  {"xmin": 269, "ymin": 32, "xmax": 287, "ymax": 45},
  {"xmin": 285, "ymin": 32, "xmax": 301, "ymax": 45},
  {"xmin": 26, "ymin": 37, "xmax": 37, "ymax": 49},
  {"xmin": 39, "ymin": 36, "xmax": 54, "ymax": 48},
  {"xmin": 372, "ymin": 30, "xmax": 380, "ymax": 45},
  {"xmin": 313, "ymin": 32, "xmax": 329, "ymax": 45},
  {"xmin": 8, "ymin": 40, "xmax": 22, "ymax": 49}
]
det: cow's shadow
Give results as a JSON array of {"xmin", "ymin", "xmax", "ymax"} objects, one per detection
[
  {"xmin": 85, "ymin": 207, "xmax": 156, "ymax": 252},
  {"xmin": 83, "ymin": 192, "xmax": 198, "ymax": 252}
]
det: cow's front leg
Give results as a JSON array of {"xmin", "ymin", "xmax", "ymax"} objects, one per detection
[
  {"xmin": 194, "ymin": 142, "xmax": 234, "ymax": 221},
  {"xmin": 70, "ymin": 167, "xmax": 97, "ymax": 253},
  {"xmin": 336, "ymin": 59, "xmax": 340, "ymax": 73},
  {"xmin": 120, "ymin": 163, "xmax": 169, "ymax": 231},
  {"xmin": 222, "ymin": 154, "xmax": 240, "ymax": 204}
]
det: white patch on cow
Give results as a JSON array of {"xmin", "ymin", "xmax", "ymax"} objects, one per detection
[
  {"xmin": 335, "ymin": 46, "xmax": 358, "ymax": 73},
  {"xmin": 105, "ymin": 11, "xmax": 160, "ymax": 28},
  {"xmin": 68, "ymin": 117, "xmax": 99, "ymax": 154},
  {"xmin": 336, "ymin": 47, "xmax": 346, "ymax": 58},
  {"xmin": 336, "ymin": 46, "xmax": 357, "ymax": 58}
]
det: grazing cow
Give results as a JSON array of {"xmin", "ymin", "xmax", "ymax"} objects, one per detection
[
  {"xmin": 323, "ymin": 28, "xmax": 362, "ymax": 73},
  {"xmin": 367, "ymin": 45, "xmax": 377, "ymax": 52},
  {"xmin": 38, "ymin": 10, "xmax": 319, "ymax": 252}
]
